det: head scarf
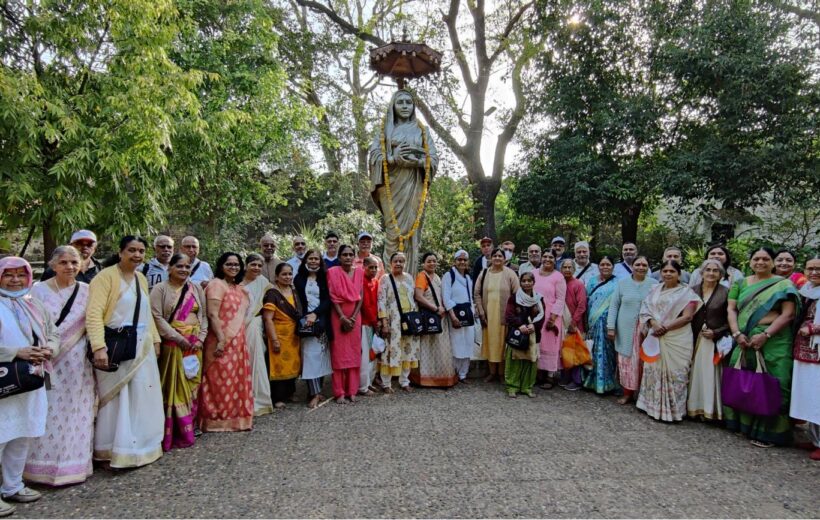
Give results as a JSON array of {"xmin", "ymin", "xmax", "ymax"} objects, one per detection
[
  {"xmin": 383, "ymin": 90, "xmax": 416, "ymax": 150},
  {"xmin": 515, "ymin": 288, "xmax": 545, "ymax": 323},
  {"xmin": 0, "ymin": 256, "xmax": 33, "ymax": 298},
  {"xmin": 0, "ymin": 256, "xmax": 46, "ymax": 347}
]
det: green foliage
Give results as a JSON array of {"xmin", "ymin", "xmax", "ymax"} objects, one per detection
[
  {"xmin": 419, "ymin": 175, "xmax": 477, "ymax": 269},
  {"xmin": 316, "ymin": 210, "xmax": 384, "ymax": 252}
]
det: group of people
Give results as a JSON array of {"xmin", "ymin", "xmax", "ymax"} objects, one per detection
[{"xmin": 1, "ymin": 229, "xmax": 819, "ymax": 517}]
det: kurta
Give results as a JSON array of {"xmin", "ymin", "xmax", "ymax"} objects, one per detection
[
  {"xmin": 327, "ymin": 267, "xmax": 364, "ymax": 370},
  {"xmin": 531, "ymin": 269, "xmax": 566, "ymax": 371},
  {"xmin": 688, "ymin": 283, "xmax": 729, "ymax": 420},
  {"xmin": 608, "ymin": 276, "xmax": 658, "ymax": 391},
  {"xmin": 564, "ymin": 277, "xmax": 587, "ymax": 335},
  {"xmin": 791, "ymin": 296, "xmax": 820, "ymax": 425},
  {"xmin": 412, "ymin": 272, "xmax": 457, "ymax": 387},
  {"xmin": 198, "ymin": 279, "xmax": 253, "ymax": 432},
  {"xmin": 583, "ymin": 276, "xmax": 618, "ymax": 394},
  {"xmin": 297, "ymin": 276, "xmax": 332, "ymax": 380},
  {"xmin": 442, "ymin": 268, "xmax": 475, "ymax": 360},
  {"xmin": 242, "ymin": 276, "xmax": 275, "ymax": 416},
  {"xmin": 263, "ymin": 289, "xmax": 302, "ymax": 380},
  {"xmin": 504, "ymin": 295, "xmax": 545, "ymax": 394},
  {"xmin": 475, "ymin": 268, "xmax": 520, "ymax": 363},
  {"xmin": 378, "ymin": 273, "xmax": 419, "ymax": 376},
  {"xmin": 25, "ymin": 281, "xmax": 95, "ymax": 486}
]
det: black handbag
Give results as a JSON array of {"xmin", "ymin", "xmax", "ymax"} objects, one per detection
[
  {"xmin": 419, "ymin": 273, "xmax": 443, "ymax": 335},
  {"xmin": 88, "ymin": 278, "xmax": 142, "ymax": 372},
  {"xmin": 389, "ymin": 274, "xmax": 424, "ymax": 336},
  {"xmin": 297, "ymin": 315, "xmax": 325, "ymax": 337},
  {"xmin": 0, "ymin": 334, "xmax": 45, "ymax": 399},
  {"xmin": 449, "ymin": 269, "xmax": 475, "ymax": 327},
  {"xmin": 506, "ymin": 326, "xmax": 530, "ymax": 351}
]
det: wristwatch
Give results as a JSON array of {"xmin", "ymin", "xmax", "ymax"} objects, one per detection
[{"xmin": 732, "ymin": 331, "xmax": 742, "ymax": 338}]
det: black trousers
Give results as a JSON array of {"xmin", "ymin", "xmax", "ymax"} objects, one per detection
[{"xmin": 270, "ymin": 378, "xmax": 296, "ymax": 403}]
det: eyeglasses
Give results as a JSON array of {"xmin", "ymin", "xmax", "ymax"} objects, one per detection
[
  {"xmin": 73, "ymin": 240, "xmax": 95, "ymax": 247},
  {"xmin": 806, "ymin": 267, "xmax": 820, "ymax": 272},
  {"xmin": 156, "ymin": 244, "xmax": 173, "ymax": 249},
  {"xmin": 294, "ymin": 242, "xmax": 306, "ymax": 246}
]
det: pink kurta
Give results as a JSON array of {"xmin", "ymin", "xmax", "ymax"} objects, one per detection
[
  {"xmin": 327, "ymin": 266, "xmax": 364, "ymax": 369},
  {"xmin": 532, "ymin": 269, "xmax": 567, "ymax": 371}
]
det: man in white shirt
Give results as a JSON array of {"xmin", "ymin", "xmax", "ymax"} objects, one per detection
[
  {"xmin": 518, "ymin": 244, "xmax": 542, "ymax": 275},
  {"xmin": 613, "ymin": 242, "xmax": 645, "ymax": 279},
  {"xmin": 181, "ymin": 235, "xmax": 213, "ymax": 287},
  {"xmin": 286, "ymin": 235, "xmax": 308, "ymax": 272},
  {"xmin": 142, "ymin": 235, "xmax": 174, "ymax": 289},
  {"xmin": 573, "ymin": 241, "xmax": 599, "ymax": 285}
]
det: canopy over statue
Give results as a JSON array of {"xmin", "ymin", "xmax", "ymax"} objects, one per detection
[{"xmin": 368, "ymin": 90, "xmax": 438, "ymax": 274}]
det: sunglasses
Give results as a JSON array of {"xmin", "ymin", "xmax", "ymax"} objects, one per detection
[{"xmin": 294, "ymin": 242, "xmax": 306, "ymax": 246}]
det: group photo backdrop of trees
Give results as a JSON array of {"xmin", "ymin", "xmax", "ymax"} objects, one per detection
[{"xmin": 1, "ymin": 0, "xmax": 817, "ymax": 268}]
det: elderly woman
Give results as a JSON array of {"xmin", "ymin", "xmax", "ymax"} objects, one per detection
[
  {"xmin": 726, "ymin": 247, "xmax": 800, "ymax": 447},
  {"xmin": 150, "ymin": 253, "xmax": 208, "ymax": 450},
  {"xmin": 636, "ymin": 261, "xmax": 701, "ymax": 422},
  {"xmin": 240, "ymin": 253, "xmax": 274, "ymax": 416},
  {"xmin": 687, "ymin": 259, "xmax": 729, "ymax": 421},
  {"xmin": 475, "ymin": 248, "xmax": 520, "ymax": 383},
  {"xmin": 294, "ymin": 250, "xmax": 332, "ymax": 408},
  {"xmin": 504, "ymin": 272, "xmax": 545, "ymax": 398},
  {"xmin": 25, "ymin": 247, "xmax": 94, "ymax": 486},
  {"xmin": 532, "ymin": 250, "xmax": 566, "ymax": 389},
  {"xmin": 198, "ymin": 252, "xmax": 253, "ymax": 432},
  {"xmin": 607, "ymin": 256, "xmax": 657, "ymax": 404},
  {"xmin": 86, "ymin": 236, "xmax": 164, "ymax": 468},
  {"xmin": 689, "ymin": 244, "xmax": 745, "ymax": 288},
  {"xmin": 378, "ymin": 252, "xmax": 420, "ymax": 392},
  {"xmin": 413, "ymin": 252, "xmax": 457, "ymax": 388},
  {"xmin": 443, "ymin": 250, "xmax": 475, "ymax": 384},
  {"xmin": 263, "ymin": 263, "xmax": 302, "ymax": 408},
  {"xmin": 583, "ymin": 256, "xmax": 619, "ymax": 394},
  {"xmin": 559, "ymin": 258, "xmax": 587, "ymax": 391},
  {"xmin": 775, "ymin": 249, "xmax": 807, "ymax": 288},
  {"xmin": 791, "ymin": 255, "xmax": 820, "ymax": 460},
  {"xmin": 0, "ymin": 257, "xmax": 58, "ymax": 513}
]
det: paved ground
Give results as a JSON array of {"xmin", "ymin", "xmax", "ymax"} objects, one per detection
[{"xmin": 15, "ymin": 378, "xmax": 820, "ymax": 518}]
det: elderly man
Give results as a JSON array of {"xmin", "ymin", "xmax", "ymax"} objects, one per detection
[
  {"xmin": 551, "ymin": 236, "xmax": 571, "ymax": 264},
  {"xmin": 471, "ymin": 236, "xmax": 493, "ymax": 281},
  {"xmin": 573, "ymin": 241, "xmax": 599, "ymax": 285},
  {"xmin": 353, "ymin": 231, "xmax": 384, "ymax": 278},
  {"xmin": 286, "ymin": 235, "xmax": 308, "ymax": 272},
  {"xmin": 259, "ymin": 234, "xmax": 281, "ymax": 282},
  {"xmin": 518, "ymin": 244, "xmax": 542, "ymax": 275},
  {"xmin": 40, "ymin": 229, "xmax": 102, "ymax": 283},
  {"xmin": 181, "ymin": 236, "xmax": 213, "ymax": 286},
  {"xmin": 650, "ymin": 246, "xmax": 690, "ymax": 284},
  {"xmin": 323, "ymin": 231, "xmax": 340, "ymax": 269},
  {"xmin": 141, "ymin": 235, "xmax": 175, "ymax": 289}
]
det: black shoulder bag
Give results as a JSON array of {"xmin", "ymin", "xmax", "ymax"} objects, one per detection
[
  {"xmin": 389, "ymin": 274, "xmax": 424, "ymax": 336},
  {"xmin": 54, "ymin": 283, "xmax": 80, "ymax": 327},
  {"xmin": 449, "ymin": 269, "xmax": 475, "ymax": 327},
  {"xmin": 419, "ymin": 273, "xmax": 443, "ymax": 335},
  {"xmin": 88, "ymin": 279, "xmax": 142, "ymax": 372},
  {"xmin": 0, "ymin": 333, "xmax": 45, "ymax": 399}
]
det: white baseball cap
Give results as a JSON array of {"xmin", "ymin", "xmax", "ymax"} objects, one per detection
[
  {"xmin": 357, "ymin": 231, "xmax": 373, "ymax": 241},
  {"xmin": 70, "ymin": 230, "xmax": 97, "ymax": 243}
]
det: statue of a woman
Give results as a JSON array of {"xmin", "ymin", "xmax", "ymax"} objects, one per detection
[{"xmin": 368, "ymin": 90, "xmax": 438, "ymax": 274}]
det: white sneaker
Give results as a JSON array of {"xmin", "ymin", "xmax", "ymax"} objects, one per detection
[{"xmin": 0, "ymin": 497, "xmax": 15, "ymax": 518}]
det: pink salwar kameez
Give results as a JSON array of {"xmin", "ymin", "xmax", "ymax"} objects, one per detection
[
  {"xmin": 532, "ymin": 269, "xmax": 567, "ymax": 371},
  {"xmin": 327, "ymin": 266, "xmax": 364, "ymax": 398}
]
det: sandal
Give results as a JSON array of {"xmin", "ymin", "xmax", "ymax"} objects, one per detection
[
  {"xmin": 358, "ymin": 389, "xmax": 376, "ymax": 397},
  {"xmin": 307, "ymin": 395, "xmax": 322, "ymax": 409},
  {"xmin": 751, "ymin": 440, "xmax": 774, "ymax": 448},
  {"xmin": 401, "ymin": 385, "xmax": 414, "ymax": 393},
  {"xmin": 507, "ymin": 391, "xmax": 517, "ymax": 398},
  {"xmin": 335, "ymin": 397, "xmax": 349, "ymax": 405},
  {"xmin": 484, "ymin": 374, "xmax": 497, "ymax": 383},
  {"xmin": 382, "ymin": 387, "xmax": 395, "ymax": 394},
  {"xmin": 538, "ymin": 382, "xmax": 554, "ymax": 390}
]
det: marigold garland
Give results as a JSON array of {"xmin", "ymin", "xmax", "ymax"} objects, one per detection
[{"xmin": 380, "ymin": 118, "xmax": 431, "ymax": 252}]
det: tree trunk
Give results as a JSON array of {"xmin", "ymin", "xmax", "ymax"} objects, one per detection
[
  {"xmin": 42, "ymin": 217, "xmax": 57, "ymax": 262},
  {"xmin": 471, "ymin": 176, "xmax": 501, "ymax": 240},
  {"xmin": 620, "ymin": 203, "xmax": 642, "ymax": 244}
]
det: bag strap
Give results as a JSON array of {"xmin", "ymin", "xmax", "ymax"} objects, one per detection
[
  {"xmin": 424, "ymin": 273, "xmax": 440, "ymax": 308},
  {"xmin": 167, "ymin": 283, "xmax": 191, "ymax": 324},
  {"xmin": 577, "ymin": 262, "xmax": 591, "ymax": 280},
  {"xmin": 478, "ymin": 268, "xmax": 488, "ymax": 303},
  {"xmin": 132, "ymin": 277, "xmax": 142, "ymax": 326},
  {"xmin": 190, "ymin": 261, "xmax": 201, "ymax": 276},
  {"xmin": 54, "ymin": 282, "xmax": 80, "ymax": 327},
  {"xmin": 449, "ymin": 268, "xmax": 472, "ymax": 305},
  {"xmin": 589, "ymin": 276, "xmax": 614, "ymax": 298},
  {"xmin": 388, "ymin": 274, "xmax": 406, "ymax": 317},
  {"xmin": 142, "ymin": 263, "xmax": 150, "ymax": 277}
]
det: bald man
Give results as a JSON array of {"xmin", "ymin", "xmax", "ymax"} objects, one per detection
[
  {"xmin": 259, "ymin": 234, "xmax": 281, "ymax": 282},
  {"xmin": 181, "ymin": 235, "xmax": 213, "ymax": 286}
]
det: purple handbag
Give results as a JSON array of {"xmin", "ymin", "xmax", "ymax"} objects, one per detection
[{"xmin": 721, "ymin": 350, "xmax": 782, "ymax": 416}]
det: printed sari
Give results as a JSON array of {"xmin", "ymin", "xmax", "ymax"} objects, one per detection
[
  {"xmin": 723, "ymin": 276, "xmax": 800, "ymax": 445},
  {"xmin": 583, "ymin": 276, "xmax": 618, "ymax": 394}
]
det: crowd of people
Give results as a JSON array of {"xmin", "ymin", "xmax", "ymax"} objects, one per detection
[{"xmin": 1, "ymin": 228, "xmax": 819, "ymax": 516}]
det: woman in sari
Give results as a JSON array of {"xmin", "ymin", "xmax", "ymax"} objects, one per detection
[
  {"xmin": 86, "ymin": 236, "xmax": 164, "ymax": 467},
  {"xmin": 198, "ymin": 253, "xmax": 253, "ymax": 432},
  {"xmin": 263, "ymin": 263, "xmax": 302, "ymax": 408},
  {"xmin": 607, "ymin": 256, "xmax": 657, "ymax": 404},
  {"xmin": 475, "ymin": 248, "xmax": 520, "ymax": 383},
  {"xmin": 443, "ymin": 250, "xmax": 475, "ymax": 384},
  {"xmin": 583, "ymin": 256, "xmax": 619, "ymax": 394},
  {"xmin": 532, "ymin": 251, "xmax": 566, "ymax": 390},
  {"xmin": 687, "ymin": 259, "xmax": 729, "ymax": 421},
  {"xmin": 328, "ymin": 245, "xmax": 364, "ymax": 403},
  {"xmin": 240, "ymin": 253, "xmax": 274, "ymax": 416},
  {"xmin": 559, "ymin": 258, "xmax": 587, "ymax": 391},
  {"xmin": 25, "ymin": 247, "xmax": 94, "ymax": 486},
  {"xmin": 413, "ymin": 252, "xmax": 457, "ymax": 388},
  {"xmin": 774, "ymin": 249, "xmax": 807, "ymax": 289},
  {"xmin": 0, "ymin": 257, "xmax": 58, "ymax": 513},
  {"xmin": 295, "ymin": 250, "xmax": 332, "ymax": 408},
  {"xmin": 726, "ymin": 247, "xmax": 800, "ymax": 447},
  {"xmin": 378, "ymin": 252, "xmax": 420, "ymax": 393},
  {"xmin": 791, "ymin": 255, "xmax": 820, "ymax": 460},
  {"xmin": 504, "ymin": 272, "xmax": 545, "ymax": 398},
  {"xmin": 150, "ymin": 253, "xmax": 208, "ymax": 450},
  {"xmin": 368, "ymin": 89, "xmax": 438, "ymax": 272},
  {"xmin": 636, "ymin": 261, "xmax": 701, "ymax": 422}
]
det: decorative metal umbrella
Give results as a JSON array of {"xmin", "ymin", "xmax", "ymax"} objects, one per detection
[{"xmin": 369, "ymin": 33, "xmax": 442, "ymax": 89}]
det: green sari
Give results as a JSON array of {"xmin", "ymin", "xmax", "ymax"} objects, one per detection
[{"xmin": 723, "ymin": 276, "xmax": 801, "ymax": 446}]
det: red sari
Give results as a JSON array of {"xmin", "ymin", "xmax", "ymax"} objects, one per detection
[
  {"xmin": 327, "ymin": 266, "xmax": 364, "ymax": 398},
  {"xmin": 198, "ymin": 279, "xmax": 253, "ymax": 431}
]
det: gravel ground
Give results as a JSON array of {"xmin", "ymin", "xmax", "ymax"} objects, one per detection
[{"xmin": 13, "ymin": 379, "xmax": 820, "ymax": 518}]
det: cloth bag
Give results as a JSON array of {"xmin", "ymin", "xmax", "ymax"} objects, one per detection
[
  {"xmin": 182, "ymin": 351, "xmax": 200, "ymax": 380},
  {"xmin": 722, "ymin": 350, "xmax": 782, "ymax": 416},
  {"xmin": 561, "ymin": 331, "xmax": 591, "ymax": 368}
]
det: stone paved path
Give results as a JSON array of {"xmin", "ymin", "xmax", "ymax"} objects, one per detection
[{"xmin": 15, "ymin": 381, "xmax": 820, "ymax": 518}]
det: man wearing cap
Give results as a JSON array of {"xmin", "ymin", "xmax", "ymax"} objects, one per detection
[
  {"xmin": 286, "ymin": 235, "xmax": 308, "ymax": 272},
  {"xmin": 353, "ymin": 231, "xmax": 384, "ymax": 278},
  {"xmin": 573, "ymin": 241, "xmax": 599, "ymax": 285},
  {"xmin": 518, "ymin": 244, "xmax": 542, "ymax": 275},
  {"xmin": 40, "ymin": 229, "xmax": 103, "ymax": 283},
  {"xmin": 259, "ymin": 234, "xmax": 281, "ymax": 282},
  {"xmin": 471, "ymin": 236, "xmax": 493, "ymax": 281},
  {"xmin": 181, "ymin": 235, "xmax": 213, "ymax": 287},
  {"xmin": 322, "ymin": 231, "xmax": 340, "ymax": 269},
  {"xmin": 551, "ymin": 236, "xmax": 571, "ymax": 264},
  {"xmin": 141, "ymin": 235, "xmax": 175, "ymax": 290}
]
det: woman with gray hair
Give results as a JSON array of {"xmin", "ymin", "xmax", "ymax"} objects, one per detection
[
  {"xmin": 687, "ymin": 258, "xmax": 730, "ymax": 420},
  {"xmin": 443, "ymin": 250, "xmax": 475, "ymax": 383}
]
